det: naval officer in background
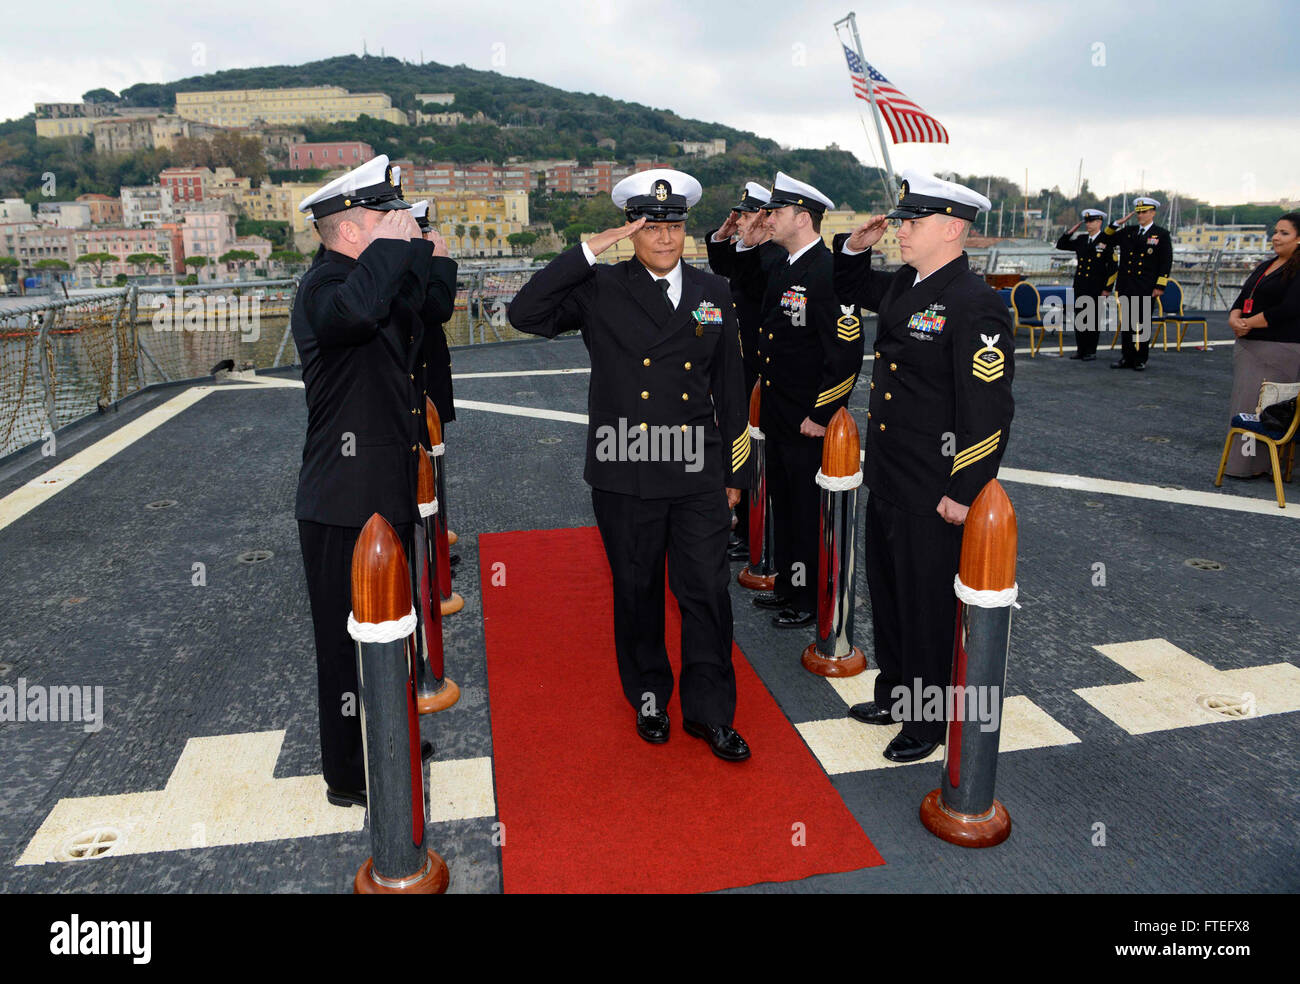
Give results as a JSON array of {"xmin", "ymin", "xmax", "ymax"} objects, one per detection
[
  {"xmin": 834, "ymin": 171, "xmax": 1015, "ymax": 762},
  {"xmin": 508, "ymin": 169, "xmax": 755, "ymax": 761},
  {"xmin": 1054, "ymin": 207, "xmax": 1116, "ymax": 360},
  {"xmin": 1102, "ymin": 196, "xmax": 1173, "ymax": 371},
  {"xmin": 293, "ymin": 156, "xmax": 436, "ymax": 806}
]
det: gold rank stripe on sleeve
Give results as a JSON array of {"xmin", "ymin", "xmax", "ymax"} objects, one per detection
[
  {"xmin": 814, "ymin": 373, "xmax": 857, "ymax": 408},
  {"xmin": 732, "ymin": 429, "xmax": 751, "ymax": 472},
  {"xmin": 1156, "ymin": 276, "xmax": 1169, "ymax": 287},
  {"xmin": 950, "ymin": 430, "xmax": 1002, "ymax": 475}
]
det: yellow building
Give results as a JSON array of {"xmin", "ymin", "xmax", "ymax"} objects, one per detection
[
  {"xmin": 430, "ymin": 190, "xmax": 529, "ymax": 256},
  {"xmin": 821, "ymin": 209, "xmax": 902, "ymax": 264},
  {"xmin": 1175, "ymin": 223, "xmax": 1269, "ymax": 250},
  {"xmin": 175, "ymin": 86, "xmax": 407, "ymax": 127},
  {"xmin": 36, "ymin": 117, "xmax": 96, "ymax": 138},
  {"xmin": 239, "ymin": 181, "xmax": 321, "ymax": 236}
]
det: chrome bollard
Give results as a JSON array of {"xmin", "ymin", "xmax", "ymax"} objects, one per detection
[
  {"xmin": 802, "ymin": 407, "xmax": 866, "ymax": 677},
  {"xmin": 920, "ymin": 480, "xmax": 1018, "ymax": 849},
  {"xmin": 349, "ymin": 513, "xmax": 449, "ymax": 894}
]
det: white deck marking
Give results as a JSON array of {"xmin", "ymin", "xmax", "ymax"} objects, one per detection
[
  {"xmin": 1075, "ymin": 639, "xmax": 1300, "ymax": 735},
  {"xmin": 455, "ymin": 399, "xmax": 589, "ymax": 424},
  {"xmin": 793, "ymin": 669, "xmax": 1079, "ymax": 774},
  {"xmin": 0, "ymin": 377, "xmax": 304, "ymax": 532},
  {"xmin": 453, "ymin": 368, "xmax": 591, "ymax": 380},
  {"xmin": 17, "ymin": 731, "xmax": 497, "ymax": 865}
]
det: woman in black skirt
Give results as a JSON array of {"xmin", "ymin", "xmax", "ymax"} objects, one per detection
[{"xmin": 1224, "ymin": 212, "xmax": 1300, "ymax": 477}]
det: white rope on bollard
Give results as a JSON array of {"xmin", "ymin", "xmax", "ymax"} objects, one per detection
[
  {"xmin": 418, "ymin": 498, "xmax": 439, "ymax": 518},
  {"xmin": 953, "ymin": 574, "xmax": 1020, "ymax": 609},
  {"xmin": 348, "ymin": 607, "xmax": 419, "ymax": 644},
  {"xmin": 815, "ymin": 469, "xmax": 863, "ymax": 492},
  {"xmin": 428, "ymin": 443, "xmax": 446, "ymax": 457},
  {"xmin": 748, "ymin": 424, "xmax": 765, "ymax": 440}
]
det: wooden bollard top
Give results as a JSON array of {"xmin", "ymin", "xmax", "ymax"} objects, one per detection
[
  {"xmin": 417, "ymin": 444, "xmax": 435, "ymax": 506},
  {"xmin": 748, "ymin": 380, "xmax": 761, "ymax": 428},
  {"xmin": 425, "ymin": 396, "xmax": 442, "ymax": 446},
  {"xmin": 958, "ymin": 480, "xmax": 1018, "ymax": 591},
  {"xmin": 351, "ymin": 513, "xmax": 412, "ymax": 624},
  {"xmin": 820, "ymin": 407, "xmax": 860, "ymax": 478}
]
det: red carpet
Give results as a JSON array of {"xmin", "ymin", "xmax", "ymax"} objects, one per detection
[{"xmin": 479, "ymin": 526, "xmax": 885, "ymax": 894}]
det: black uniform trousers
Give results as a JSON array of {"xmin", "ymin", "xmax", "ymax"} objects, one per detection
[
  {"xmin": 731, "ymin": 369, "xmax": 760, "ymax": 549},
  {"xmin": 1073, "ymin": 291, "xmax": 1103, "ymax": 358},
  {"xmin": 590, "ymin": 486, "xmax": 737, "ymax": 726},
  {"xmin": 298, "ymin": 519, "xmax": 415, "ymax": 791},
  {"xmin": 1117, "ymin": 290, "xmax": 1155, "ymax": 365},
  {"xmin": 864, "ymin": 493, "xmax": 963, "ymax": 744},
  {"xmin": 766, "ymin": 435, "xmax": 823, "ymax": 613}
]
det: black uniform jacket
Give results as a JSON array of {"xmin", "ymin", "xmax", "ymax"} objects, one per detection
[
  {"xmin": 1232, "ymin": 259, "xmax": 1300, "ymax": 344},
  {"xmin": 507, "ymin": 244, "xmax": 753, "ymax": 498},
  {"xmin": 1055, "ymin": 231, "xmax": 1118, "ymax": 295},
  {"xmin": 403, "ymin": 256, "xmax": 459, "ymax": 426},
  {"xmin": 728, "ymin": 238, "xmax": 864, "ymax": 441},
  {"xmin": 293, "ymin": 239, "xmax": 437, "ymax": 527},
  {"xmin": 705, "ymin": 231, "xmax": 786, "ymax": 383},
  {"xmin": 1101, "ymin": 221, "xmax": 1173, "ymax": 294},
  {"xmin": 833, "ymin": 238, "xmax": 1015, "ymax": 513}
]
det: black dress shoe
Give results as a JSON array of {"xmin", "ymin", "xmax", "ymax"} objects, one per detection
[
  {"xmin": 449, "ymin": 554, "xmax": 461, "ymax": 567},
  {"xmin": 636, "ymin": 710, "xmax": 670, "ymax": 744},
  {"xmin": 1080, "ymin": 354, "xmax": 1097, "ymax": 361},
  {"xmin": 751, "ymin": 592, "xmax": 789, "ymax": 611},
  {"xmin": 883, "ymin": 733, "xmax": 942, "ymax": 763},
  {"xmin": 422, "ymin": 739, "xmax": 434, "ymax": 762},
  {"xmin": 772, "ymin": 608, "xmax": 815, "ymax": 628},
  {"xmin": 683, "ymin": 720, "xmax": 751, "ymax": 761},
  {"xmin": 726, "ymin": 540, "xmax": 750, "ymax": 561},
  {"xmin": 1068, "ymin": 352, "xmax": 1084, "ymax": 360},
  {"xmin": 1133, "ymin": 361, "xmax": 1146, "ymax": 371},
  {"xmin": 326, "ymin": 786, "xmax": 366, "ymax": 808},
  {"xmin": 1110, "ymin": 359, "xmax": 1133, "ymax": 369},
  {"xmin": 848, "ymin": 701, "xmax": 895, "ymax": 725}
]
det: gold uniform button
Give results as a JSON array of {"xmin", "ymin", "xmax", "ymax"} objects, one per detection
[
  {"xmin": 409, "ymin": 373, "xmax": 414, "ymax": 381},
  {"xmin": 681, "ymin": 393, "xmax": 688, "ymax": 401},
  {"xmin": 765, "ymin": 380, "xmax": 771, "ymax": 387},
  {"xmin": 641, "ymin": 391, "xmax": 649, "ymax": 399},
  {"xmin": 643, "ymin": 358, "xmax": 651, "ymax": 366},
  {"xmin": 639, "ymin": 422, "xmax": 648, "ymax": 431},
  {"xmin": 867, "ymin": 411, "xmax": 872, "ymax": 419},
  {"xmin": 885, "ymin": 392, "xmax": 892, "ymax": 400},
  {"xmin": 410, "ymin": 444, "xmax": 418, "ymax": 452},
  {"xmin": 768, "ymin": 333, "xmax": 774, "ymax": 340},
  {"xmin": 879, "ymin": 423, "xmax": 886, "ymax": 431},
  {"xmin": 684, "ymin": 361, "xmax": 692, "ymax": 370},
  {"xmin": 890, "ymin": 363, "xmax": 898, "ymax": 371},
  {"xmin": 870, "ymin": 382, "xmax": 875, "ymax": 390},
  {"xmin": 765, "ymin": 357, "xmax": 770, "ymax": 364},
  {"xmin": 681, "ymin": 424, "xmax": 688, "ymax": 432}
]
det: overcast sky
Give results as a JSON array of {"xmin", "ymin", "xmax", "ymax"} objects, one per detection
[{"xmin": 3, "ymin": 0, "xmax": 1293, "ymax": 206}]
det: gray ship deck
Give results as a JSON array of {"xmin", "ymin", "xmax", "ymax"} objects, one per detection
[{"xmin": 1, "ymin": 313, "xmax": 1297, "ymax": 895}]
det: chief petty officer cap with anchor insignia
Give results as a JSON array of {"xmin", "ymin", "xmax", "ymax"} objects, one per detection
[
  {"xmin": 612, "ymin": 168, "xmax": 702, "ymax": 222},
  {"xmin": 1081, "ymin": 208, "xmax": 1107, "ymax": 220},
  {"xmin": 1133, "ymin": 196, "xmax": 1161, "ymax": 213},
  {"xmin": 410, "ymin": 199, "xmax": 431, "ymax": 231},
  {"xmin": 733, "ymin": 181, "xmax": 770, "ymax": 213},
  {"xmin": 887, "ymin": 169, "xmax": 991, "ymax": 222},
  {"xmin": 763, "ymin": 171, "xmax": 834, "ymax": 214},
  {"xmin": 298, "ymin": 154, "xmax": 411, "ymax": 222}
]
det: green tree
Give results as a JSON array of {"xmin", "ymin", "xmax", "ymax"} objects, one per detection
[
  {"xmin": 75, "ymin": 252, "xmax": 117, "ymax": 283},
  {"xmin": 125, "ymin": 252, "xmax": 164, "ymax": 276},
  {"xmin": 485, "ymin": 228, "xmax": 496, "ymax": 253},
  {"xmin": 83, "ymin": 88, "xmax": 118, "ymax": 104},
  {"xmin": 468, "ymin": 224, "xmax": 480, "ymax": 253},
  {"xmin": 219, "ymin": 248, "xmax": 258, "ymax": 279}
]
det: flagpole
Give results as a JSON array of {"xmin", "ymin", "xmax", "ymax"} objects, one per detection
[{"xmin": 837, "ymin": 11, "xmax": 897, "ymax": 200}]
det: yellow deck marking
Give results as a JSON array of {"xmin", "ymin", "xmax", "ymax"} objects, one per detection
[
  {"xmin": 1075, "ymin": 638, "xmax": 1300, "ymax": 735},
  {"xmin": 794, "ymin": 670, "xmax": 1079, "ymax": 774},
  {"xmin": 18, "ymin": 731, "xmax": 498, "ymax": 866}
]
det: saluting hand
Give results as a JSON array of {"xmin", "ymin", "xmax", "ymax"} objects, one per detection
[
  {"xmin": 586, "ymin": 217, "xmax": 647, "ymax": 257},
  {"xmin": 1119, "ymin": 210, "xmax": 1137, "ymax": 225},
  {"xmin": 372, "ymin": 209, "xmax": 415, "ymax": 242},
  {"xmin": 426, "ymin": 228, "xmax": 450, "ymax": 258},
  {"xmin": 846, "ymin": 214, "xmax": 889, "ymax": 252},
  {"xmin": 1068, "ymin": 220, "xmax": 1083, "ymax": 234},
  {"xmin": 716, "ymin": 211, "xmax": 741, "ymax": 241}
]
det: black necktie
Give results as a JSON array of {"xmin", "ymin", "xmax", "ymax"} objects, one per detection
[{"xmin": 657, "ymin": 279, "xmax": 674, "ymax": 312}]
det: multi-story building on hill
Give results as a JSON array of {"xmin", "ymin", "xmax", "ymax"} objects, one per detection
[
  {"xmin": 175, "ymin": 86, "xmax": 407, "ymax": 127},
  {"xmin": 287, "ymin": 141, "xmax": 374, "ymax": 170}
]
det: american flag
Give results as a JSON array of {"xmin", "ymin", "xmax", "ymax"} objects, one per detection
[{"xmin": 842, "ymin": 45, "xmax": 949, "ymax": 144}]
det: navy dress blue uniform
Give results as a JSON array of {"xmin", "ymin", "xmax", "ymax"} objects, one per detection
[
  {"xmin": 834, "ymin": 234, "xmax": 1014, "ymax": 745},
  {"xmin": 294, "ymin": 237, "xmax": 438, "ymax": 791},
  {"xmin": 753, "ymin": 239, "xmax": 863, "ymax": 613},
  {"xmin": 1102, "ymin": 200, "xmax": 1172, "ymax": 368},
  {"xmin": 1055, "ymin": 216, "xmax": 1116, "ymax": 357},
  {"xmin": 507, "ymin": 242, "xmax": 753, "ymax": 727}
]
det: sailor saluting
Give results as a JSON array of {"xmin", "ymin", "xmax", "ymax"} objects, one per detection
[{"xmin": 508, "ymin": 168, "xmax": 755, "ymax": 761}]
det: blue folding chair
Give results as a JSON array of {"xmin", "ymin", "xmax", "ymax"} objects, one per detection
[{"xmin": 1153, "ymin": 279, "xmax": 1209, "ymax": 352}]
